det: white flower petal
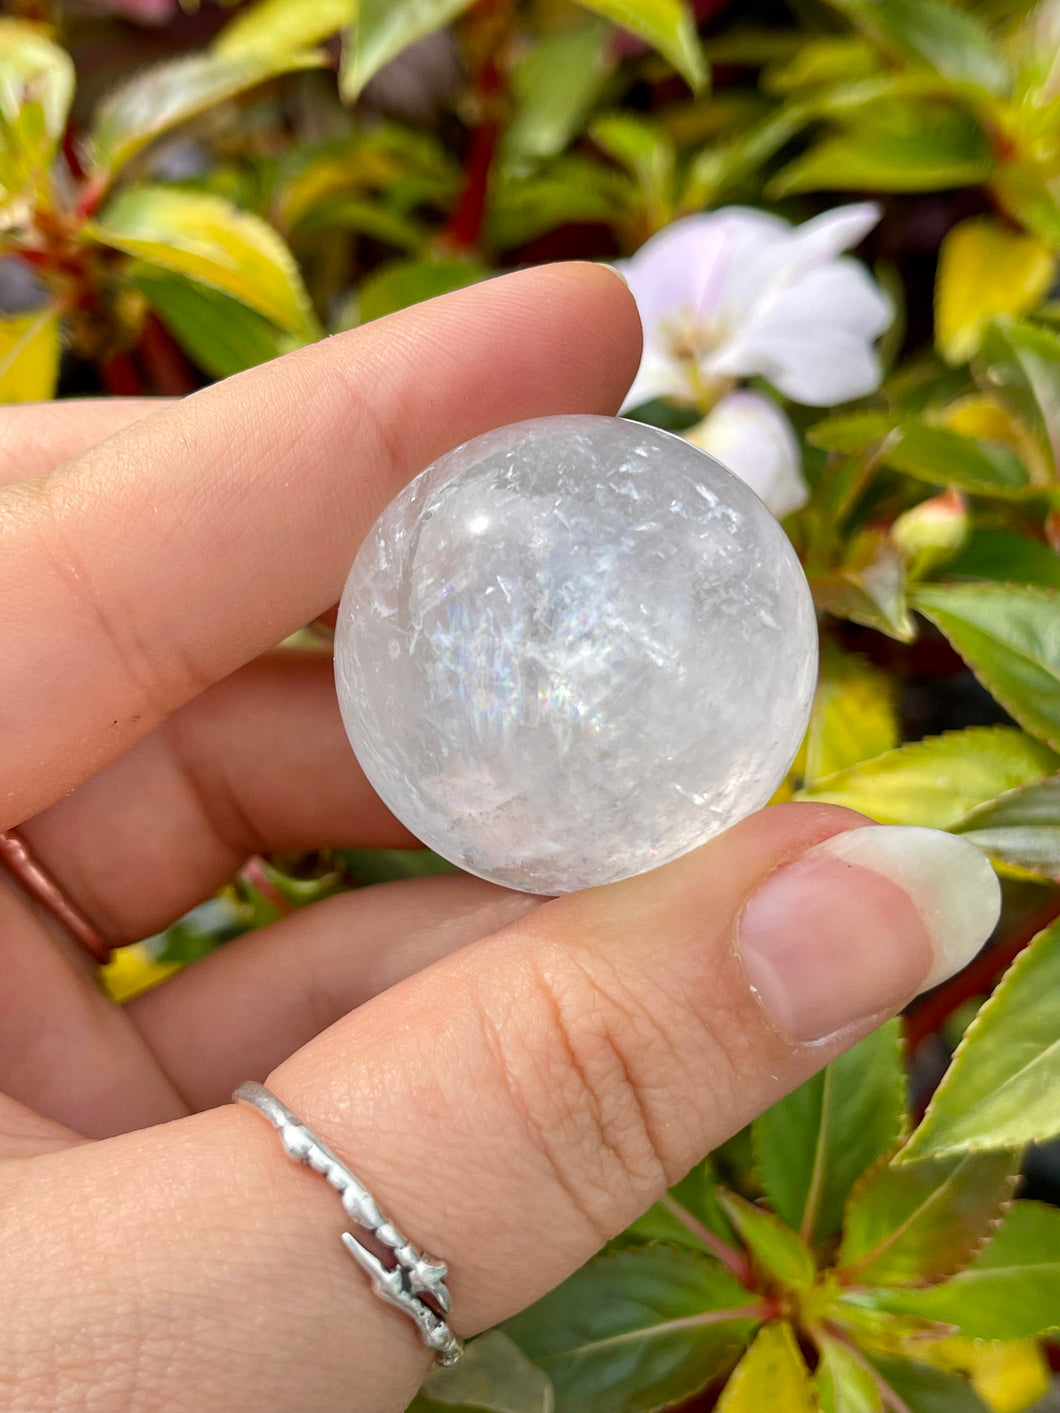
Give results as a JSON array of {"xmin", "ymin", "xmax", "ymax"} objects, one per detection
[
  {"xmin": 619, "ymin": 348, "xmax": 692, "ymax": 412},
  {"xmin": 781, "ymin": 201, "xmax": 882, "ymax": 265},
  {"xmin": 708, "ymin": 261, "xmax": 892, "ymax": 404},
  {"xmin": 713, "ymin": 203, "xmax": 882, "ymax": 335},
  {"xmin": 685, "ymin": 391, "xmax": 808, "ymax": 518}
]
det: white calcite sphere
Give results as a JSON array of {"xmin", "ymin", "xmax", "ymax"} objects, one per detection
[{"xmin": 335, "ymin": 414, "xmax": 818, "ymax": 893}]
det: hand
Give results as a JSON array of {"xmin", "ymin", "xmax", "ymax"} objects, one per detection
[{"xmin": 0, "ymin": 263, "xmax": 998, "ymax": 1413}]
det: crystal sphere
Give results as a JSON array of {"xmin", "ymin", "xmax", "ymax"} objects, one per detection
[{"xmin": 335, "ymin": 414, "xmax": 818, "ymax": 894}]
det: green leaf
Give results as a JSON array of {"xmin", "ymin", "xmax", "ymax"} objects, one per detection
[
  {"xmin": 415, "ymin": 1331, "xmax": 554, "ymax": 1413},
  {"xmin": 903, "ymin": 917, "xmax": 1060, "ymax": 1157},
  {"xmin": 88, "ymin": 185, "xmax": 318, "ymax": 338},
  {"xmin": 504, "ymin": 1246, "xmax": 761, "ymax": 1413},
  {"xmin": 86, "ymin": 50, "xmax": 323, "ymax": 182},
  {"xmin": 828, "ymin": 0, "xmax": 1010, "ymax": 96},
  {"xmin": 770, "ymin": 102, "xmax": 991, "ymax": 196},
  {"xmin": 866, "ymin": 1354, "xmax": 989, "ymax": 1413},
  {"xmin": 291, "ymin": 195, "xmax": 425, "ymax": 251},
  {"xmin": 0, "ymin": 19, "xmax": 73, "ymax": 154},
  {"xmin": 816, "ymin": 1337, "xmax": 883, "ymax": 1413},
  {"xmin": 574, "ymin": 0, "xmax": 706, "ymax": 92},
  {"xmin": 215, "ymin": 0, "xmax": 358, "ymax": 58},
  {"xmin": 341, "ymin": 0, "xmax": 475, "ymax": 104},
  {"xmin": 682, "ymin": 102, "xmax": 812, "ymax": 209},
  {"xmin": 716, "ymin": 1193, "xmax": 816, "ymax": 1290},
  {"xmin": 338, "ymin": 847, "xmax": 458, "ymax": 886},
  {"xmin": 798, "ymin": 726, "xmax": 1059, "ymax": 827},
  {"xmin": 353, "ymin": 257, "xmax": 485, "ymax": 324},
  {"xmin": 754, "ymin": 1022, "xmax": 905, "ymax": 1247},
  {"xmin": 811, "ymin": 531, "xmax": 914, "ymax": 642},
  {"xmin": 873, "ymin": 1201, "xmax": 1060, "ymax": 1340},
  {"xmin": 936, "ymin": 219, "xmax": 1055, "ymax": 367},
  {"xmin": 506, "ymin": 20, "xmax": 613, "ymax": 162},
  {"xmin": 837, "ymin": 1151, "xmax": 1018, "ymax": 1286},
  {"xmin": 625, "ymin": 1159, "xmax": 739, "ymax": 1254},
  {"xmin": 993, "ymin": 164, "xmax": 1060, "ymax": 252},
  {"xmin": 0, "ymin": 306, "xmax": 59, "ymax": 402},
  {"xmin": 763, "ymin": 36, "xmax": 880, "ymax": 95},
  {"xmin": 977, "ymin": 319, "xmax": 1060, "ymax": 475},
  {"xmin": 913, "ymin": 583, "xmax": 1060, "ymax": 752},
  {"xmin": 803, "ymin": 647, "xmax": 899, "ymax": 785},
  {"xmin": 886, "ymin": 422, "xmax": 1031, "ymax": 496},
  {"xmin": 810, "ymin": 412, "xmax": 1032, "ymax": 496},
  {"xmin": 716, "ymin": 1323, "xmax": 816, "ymax": 1413},
  {"xmin": 945, "ymin": 529, "xmax": 1060, "ymax": 590},
  {"xmin": 487, "ymin": 155, "xmax": 633, "ymax": 250},
  {"xmin": 590, "ymin": 113, "xmax": 675, "ymax": 227},
  {"xmin": 952, "ymin": 774, "xmax": 1060, "ymax": 880},
  {"xmin": 129, "ymin": 266, "xmax": 296, "ymax": 379}
]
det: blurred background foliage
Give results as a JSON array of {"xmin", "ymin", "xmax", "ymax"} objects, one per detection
[{"xmin": 6, "ymin": 0, "xmax": 1060, "ymax": 1408}]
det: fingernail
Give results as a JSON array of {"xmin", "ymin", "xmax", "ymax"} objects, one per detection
[{"xmin": 738, "ymin": 826, "xmax": 1001, "ymax": 1043}]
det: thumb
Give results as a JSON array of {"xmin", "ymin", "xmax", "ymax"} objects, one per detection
[{"xmin": 5, "ymin": 804, "xmax": 999, "ymax": 1413}]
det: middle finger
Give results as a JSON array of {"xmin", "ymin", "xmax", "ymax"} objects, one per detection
[{"xmin": 19, "ymin": 647, "xmax": 416, "ymax": 947}]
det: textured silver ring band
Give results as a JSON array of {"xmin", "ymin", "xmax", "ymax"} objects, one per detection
[{"xmin": 234, "ymin": 1081, "xmax": 463, "ymax": 1366}]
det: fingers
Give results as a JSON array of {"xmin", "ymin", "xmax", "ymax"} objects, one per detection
[
  {"xmin": 126, "ymin": 874, "xmax": 541, "ymax": 1111},
  {"xmin": 0, "ymin": 264, "xmax": 642, "ymax": 828},
  {"xmin": 1, "ymin": 807, "xmax": 1001, "ymax": 1413},
  {"xmin": 20, "ymin": 648, "xmax": 416, "ymax": 945},
  {"xmin": 0, "ymin": 860, "xmax": 533, "ymax": 1138},
  {"xmin": 0, "ymin": 398, "xmax": 173, "ymax": 483}
]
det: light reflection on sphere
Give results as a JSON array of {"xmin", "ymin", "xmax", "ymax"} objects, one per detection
[{"xmin": 335, "ymin": 414, "xmax": 818, "ymax": 893}]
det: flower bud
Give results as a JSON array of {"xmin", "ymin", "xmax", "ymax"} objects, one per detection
[{"xmin": 892, "ymin": 489, "xmax": 969, "ymax": 576}]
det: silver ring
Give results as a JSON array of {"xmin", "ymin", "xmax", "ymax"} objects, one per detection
[{"xmin": 234, "ymin": 1081, "xmax": 463, "ymax": 1366}]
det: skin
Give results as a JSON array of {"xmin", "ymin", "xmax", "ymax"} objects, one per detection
[{"xmin": 0, "ymin": 264, "xmax": 931, "ymax": 1412}]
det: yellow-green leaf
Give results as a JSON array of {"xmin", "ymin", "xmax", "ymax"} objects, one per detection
[
  {"xmin": 716, "ymin": 1324, "xmax": 816, "ymax": 1413},
  {"xmin": 86, "ymin": 50, "xmax": 324, "ymax": 181},
  {"xmin": 876, "ymin": 1202, "xmax": 1060, "ymax": 1342},
  {"xmin": 902, "ymin": 1336, "xmax": 1049, "ymax": 1413},
  {"xmin": 215, "ymin": 0, "xmax": 357, "ymax": 58},
  {"xmin": 716, "ymin": 1192, "xmax": 816, "ymax": 1290},
  {"xmin": 0, "ymin": 307, "xmax": 59, "ymax": 402},
  {"xmin": 797, "ymin": 726, "xmax": 1058, "ymax": 828},
  {"xmin": 341, "ymin": 0, "xmax": 476, "ymax": 104},
  {"xmin": 936, "ymin": 218, "xmax": 1055, "ymax": 366},
  {"xmin": 952, "ymin": 775, "xmax": 1060, "ymax": 881},
  {"xmin": 804, "ymin": 646, "xmax": 899, "ymax": 786},
  {"xmin": 770, "ymin": 102, "xmax": 991, "ymax": 197},
  {"xmin": 902, "ymin": 917, "xmax": 1060, "ymax": 1159},
  {"xmin": 88, "ymin": 185, "xmax": 318, "ymax": 338},
  {"xmin": 837, "ymin": 1151, "xmax": 1019, "ymax": 1286},
  {"xmin": 816, "ymin": 1337, "xmax": 883, "ymax": 1413},
  {"xmin": 0, "ymin": 19, "xmax": 73, "ymax": 147},
  {"xmin": 575, "ymin": 0, "xmax": 706, "ymax": 91}
]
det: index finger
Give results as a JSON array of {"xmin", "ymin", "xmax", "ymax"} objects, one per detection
[{"xmin": 0, "ymin": 264, "xmax": 641, "ymax": 828}]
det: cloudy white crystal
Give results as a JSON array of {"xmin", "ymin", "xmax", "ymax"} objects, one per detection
[{"xmin": 334, "ymin": 414, "xmax": 818, "ymax": 894}]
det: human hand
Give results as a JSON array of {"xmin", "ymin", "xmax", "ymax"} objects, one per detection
[{"xmin": 0, "ymin": 263, "xmax": 1000, "ymax": 1412}]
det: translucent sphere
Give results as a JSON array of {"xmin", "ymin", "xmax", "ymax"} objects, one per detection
[{"xmin": 335, "ymin": 415, "xmax": 818, "ymax": 893}]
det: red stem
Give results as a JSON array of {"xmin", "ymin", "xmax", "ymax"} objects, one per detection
[
  {"xmin": 100, "ymin": 352, "xmax": 144, "ymax": 397},
  {"xmin": 443, "ymin": 115, "xmax": 499, "ymax": 252},
  {"xmin": 660, "ymin": 1195, "xmax": 757, "ymax": 1289},
  {"xmin": 137, "ymin": 315, "xmax": 198, "ymax": 396}
]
